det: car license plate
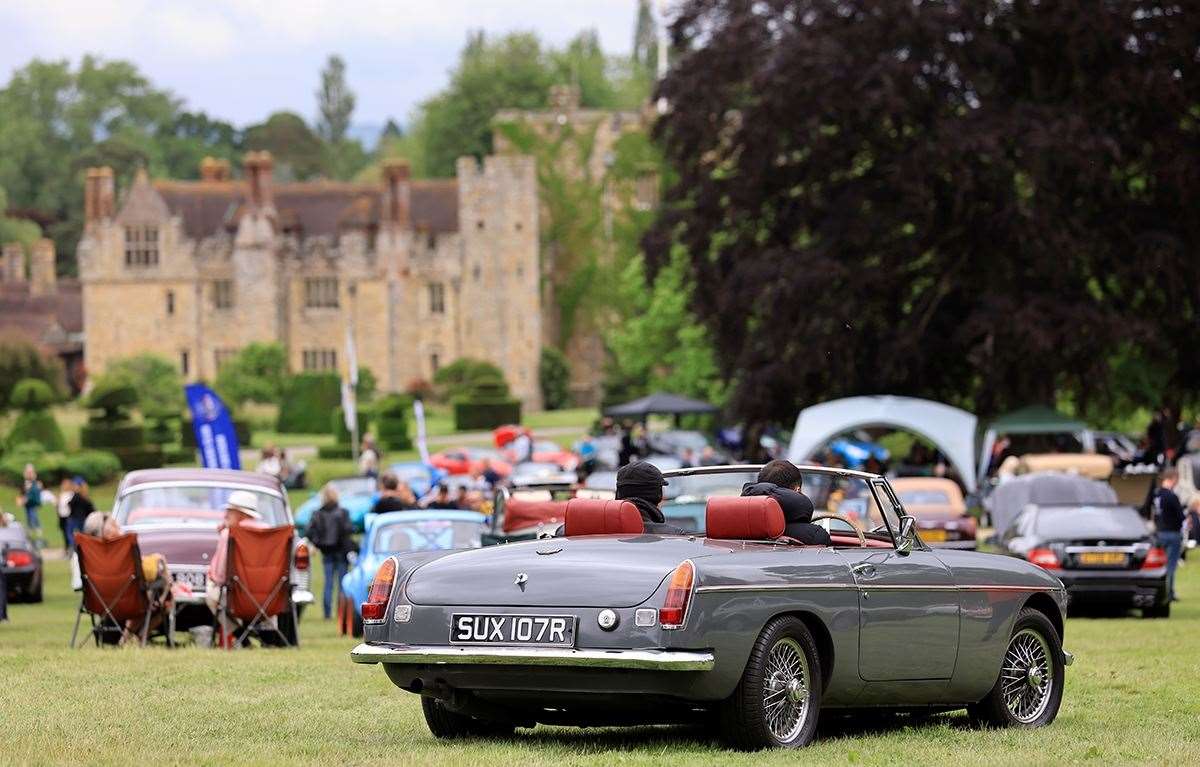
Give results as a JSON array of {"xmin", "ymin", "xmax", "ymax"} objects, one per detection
[
  {"xmin": 450, "ymin": 614, "xmax": 576, "ymax": 647},
  {"xmin": 922, "ymin": 529, "xmax": 948, "ymax": 542},
  {"xmin": 1078, "ymin": 551, "xmax": 1127, "ymax": 567},
  {"xmin": 174, "ymin": 570, "xmax": 207, "ymax": 590}
]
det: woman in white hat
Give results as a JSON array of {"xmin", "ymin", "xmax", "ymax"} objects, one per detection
[{"xmin": 204, "ymin": 490, "xmax": 262, "ymax": 622}]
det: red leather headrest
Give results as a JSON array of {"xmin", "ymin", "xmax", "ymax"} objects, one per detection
[
  {"xmin": 503, "ymin": 498, "xmax": 568, "ymax": 533},
  {"xmin": 564, "ymin": 499, "xmax": 645, "ymax": 536},
  {"xmin": 706, "ymin": 496, "xmax": 785, "ymax": 540}
]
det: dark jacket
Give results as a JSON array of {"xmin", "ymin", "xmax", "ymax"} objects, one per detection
[
  {"xmin": 741, "ymin": 482, "xmax": 832, "ymax": 546},
  {"xmin": 1153, "ymin": 488, "xmax": 1185, "ymax": 533},
  {"xmin": 308, "ymin": 502, "xmax": 356, "ymax": 558},
  {"xmin": 370, "ymin": 495, "xmax": 417, "ymax": 515},
  {"xmin": 67, "ymin": 493, "xmax": 95, "ymax": 527},
  {"xmin": 626, "ymin": 497, "xmax": 687, "ymax": 536}
]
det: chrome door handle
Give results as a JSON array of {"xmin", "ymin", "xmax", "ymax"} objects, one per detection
[{"xmin": 851, "ymin": 563, "xmax": 877, "ymax": 578}]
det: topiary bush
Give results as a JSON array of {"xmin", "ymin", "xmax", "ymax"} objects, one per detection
[
  {"xmin": 539, "ymin": 347, "xmax": 571, "ymax": 410},
  {"xmin": 276, "ymin": 372, "xmax": 341, "ymax": 433},
  {"xmin": 0, "ymin": 341, "xmax": 65, "ymax": 414},
  {"xmin": 81, "ymin": 377, "xmax": 161, "ymax": 470},
  {"xmin": 453, "ymin": 376, "xmax": 521, "ymax": 431},
  {"xmin": 374, "ymin": 393, "xmax": 413, "ymax": 450},
  {"xmin": 433, "ymin": 358, "xmax": 505, "ymax": 403},
  {"xmin": 0, "ymin": 443, "xmax": 120, "ymax": 486},
  {"xmin": 8, "ymin": 378, "xmax": 57, "ymax": 410},
  {"xmin": 5, "ymin": 378, "xmax": 65, "ymax": 452}
]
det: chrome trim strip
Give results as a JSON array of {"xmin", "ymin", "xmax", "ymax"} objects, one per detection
[
  {"xmin": 696, "ymin": 583, "xmax": 1059, "ymax": 594},
  {"xmin": 696, "ymin": 584, "xmax": 857, "ymax": 594},
  {"xmin": 349, "ymin": 643, "xmax": 715, "ymax": 671}
]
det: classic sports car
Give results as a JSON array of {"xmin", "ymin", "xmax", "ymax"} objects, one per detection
[
  {"xmin": 338, "ymin": 509, "xmax": 488, "ymax": 637},
  {"xmin": 352, "ymin": 465, "xmax": 1072, "ymax": 749},
  {"xmin": 431, "ymin": 448, "xmax": 512, "ymax": 478},
  {"xmin": 112, "ymin": 468, "xmax": 313, "ymax": 636},
  {"xmin": 295, "ymin": 475, "xmax": 379, "ymax": 533},
  {"xmin": 1, "ymin": 518, "xmax": 43, "ymax": 603},
  {"xmin": 890, "ymin": 477, "xmax": 977, "ymax": 549}
]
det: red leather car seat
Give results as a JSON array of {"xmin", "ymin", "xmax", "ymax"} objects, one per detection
[
  {"xmin": 564, "ymin": 499, "xmax": 645, "ymax": 536},
  {"xmin": 503, "ymin": 498, "xmax": 568, "ymax": 533},
  {"xmin": 705, "ymin": 496, "xmax": 785, "ymax": 540}
]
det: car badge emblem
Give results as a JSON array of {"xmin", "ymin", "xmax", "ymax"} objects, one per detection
[
  {"xmin": 536, "ymin": 547, "xmax": 562, "ymax": 556},
  {"xmin": 514, "ymin": 572, "xmax": 529, "ymax": 591}
]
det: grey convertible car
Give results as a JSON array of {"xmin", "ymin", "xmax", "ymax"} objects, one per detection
[{"xmin": 352, "ymin": 465, "xmax": 1073, "ymax": 750}]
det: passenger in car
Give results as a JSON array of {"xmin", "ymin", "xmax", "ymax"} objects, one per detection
[
  {"xmin": 615, "ymin": 462, "xmax": 687, "ymax": 535},
  {"xmin": 741, "ymin": 460, "xmax": 832, "ymax": 545}
]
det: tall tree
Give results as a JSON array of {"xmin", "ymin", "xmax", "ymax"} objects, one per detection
[
  {"xmin": 632, "ymin": 0, "xmax": 658, "ymax": 70},
  {"xmin": 316, "ymin": 54, "xmax": 356, "ymax": 143},
  {"xmin": 648, "ymin": 1, "xmax": 1200, "ymax": 434},
  {"xmin": 243, "ymin": 111, "xmax": 327, "ymax": 180}
]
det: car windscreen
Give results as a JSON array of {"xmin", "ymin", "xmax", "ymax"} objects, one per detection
[
  {"xmin": 332, "ymin": 477, "xmax": 377, "ymax": 497},
  {"xmin": 896, "ymin": 489, "xmax": 951, "ymax": 506},
  {"xmin": 115, "ymin": 486, "xmax": 289, "ymax": 527},
  {"xmin": 374, "ymin": 519, "xmax": 482, "ymax": 552},
  {"xmin": 0, "ymin": 526, "xmax": 27, "ymax": 543},
  {"xmin": 1035, "ymin": 506, "xmax": 1148, "ymax": 540}
]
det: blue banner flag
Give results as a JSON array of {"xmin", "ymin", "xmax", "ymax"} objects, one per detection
[{"xmin": 185, "ymin": 384, "xmax": 241, "ymax": 470}]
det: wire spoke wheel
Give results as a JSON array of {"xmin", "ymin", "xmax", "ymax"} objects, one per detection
[
  {"xmin": 1000, "ymin": 628, "xmax": 1053, "ymax": 724},
  {"xmin": 762, "ymin": 637, "xmax": 811, "ymax": 743}
]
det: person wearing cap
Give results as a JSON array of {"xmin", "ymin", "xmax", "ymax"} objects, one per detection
[
  {"xmin": 204, "ymin": 490, "xmax": 265, "ymax": 621},
  {"xmin": 615, "ymin": 461, "xmax": 687, "ymax": 535},
  {"xmin": 741, "ymin": 460, "xmax": 831, "ymax": 545}
]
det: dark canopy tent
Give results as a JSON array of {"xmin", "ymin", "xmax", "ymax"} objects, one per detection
[{"xmin": 604, "ymin": 392, "xmax": 719, "ymax": 423}]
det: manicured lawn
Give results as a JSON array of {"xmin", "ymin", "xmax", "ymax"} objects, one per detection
[{"xmin": 3, "ymin": 552, "xmax": 1198, "ymax": 765}]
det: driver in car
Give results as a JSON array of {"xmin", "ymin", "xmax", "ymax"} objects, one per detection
[
  {"xmin": 741, "ymin": 460, "xmax": 832, "ymax": 545},
  {"xmin": 615, "ymin": 462, "xmax": 687, "ymax": 535}
]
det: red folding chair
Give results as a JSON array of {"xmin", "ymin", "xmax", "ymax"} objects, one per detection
[
  {"xmin": 218, "ymin": 524, "xmax": 298, "ymax": 648},
  {"xmin": 71, "ymin": 532, "xmax": 173, "ymax": 648}
]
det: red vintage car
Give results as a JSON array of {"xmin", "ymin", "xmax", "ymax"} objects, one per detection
[
  {"xmin": 429, "ymin": 448, "xmax": 512, "ymax": 478},
  {"xmin": 111, "ymin": 468, "xmax": 313, "ymax": 639}
]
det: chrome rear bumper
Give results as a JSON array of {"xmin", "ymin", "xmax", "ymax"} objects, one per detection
[{"xmin": 350, "ymin": 643, "xmax": 715, "ymax": 671}]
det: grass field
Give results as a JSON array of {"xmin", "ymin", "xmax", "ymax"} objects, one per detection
[{"xmin": 3, "ymin": 551, "xmax": 1199, "ymax": 766}]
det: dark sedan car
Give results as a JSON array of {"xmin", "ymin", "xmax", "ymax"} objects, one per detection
[
  {"xmin": 999, "ymin": 503, "xmax": 1169, "ymax": 618},
  {"xmin": 1, "ymin": 520, "xmax": 43, "ymax": 603}
]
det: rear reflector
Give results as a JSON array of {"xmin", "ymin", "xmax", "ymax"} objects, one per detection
[
  {"xmin": 361, "ymin": 557, "xmax": 398, "ymax": 622},
  {"xmin": 659, "ymin": 560, "xmax": 695, "ymax": 630},
  {"xmin": 5, "ymin": 550, "xmax": 33, "ymax": 568},
  {"xmin": 1142, "ymin": 547, "xmax": 1167, "ymax": 569},
  {"xmin": 1027, "ymin": 548, "xmax": 1061, "ymax": 570}
]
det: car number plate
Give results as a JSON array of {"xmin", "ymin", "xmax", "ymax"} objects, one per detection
[
  {"xmin": 174, "ymin": 570, "xmax": 207, "ymax": 590},
  {"xmin": 450, "ymin": 614, "xmax": 576, "ymax": 647},
  {"xmin": 1078, "ymin": 551, "xmax": 1127, "ymax": 567},
  {"xmin": 922, "ymin": 529, "xmax": 948, "ymax": 542}
]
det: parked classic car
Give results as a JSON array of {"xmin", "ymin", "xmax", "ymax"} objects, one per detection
[
  {"xmin": 890, "ymin": 477, "xmax": 977, "ymax": 549},
  {"xmin": 338, "ymin": 509, "xmax": 488, "ymax": 637},
  {"xmin": 112, "ymin": 468, "xmax": 313, "ymax": 636},
  {"xmin": 1, "ymin": 517, "xmax": 43, "ymax": 602},
  {"xmin": 998, "ymin": 502, "xmax": 1169, "ymax": 618},
  {"xmin": 295, "ymin": 476, "xmax": 378, "ymax": 533},
  {"xmin": 352, "ymin": 465, "xmax": 1072, "ymax": 749},
  {"xmin": 431, "ymin": 448, "xmax": 512, "ymax": 478}
]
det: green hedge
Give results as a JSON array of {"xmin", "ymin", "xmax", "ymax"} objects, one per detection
[
  {"xmin": 372, "ymin": 394, "xmax": 412, "ymax": 450},
  {"xmin": 81, "ymin": 422, "xmax": 145, "ymax": 449},
  {"xmin": 332, "ymin": 407, "xmax": 370, "ymax": 445},
  {"xmin": 0, "ymin": 449, "xmax": 121, "ymax": 486},
  {"xmin": 110, "ymin": 446, "xmax": 164, "ymax": 471},
  {"xmin": 163, "ymin": 447, "xmax": 196, "ymax": 464},
  {"xmin": 180, "ymin": 418, "xmax": 253, "ymax": 449},
  {"xmin": 277, "ymin": 373, "xmax": 341, "ymax": 433},
  {"xmin": 453, "ymin": 400, "xmax": 522, "ymax": 431},
  {"xmin": 316, "ymin": 444, "xmax": 355, "ymax": 460},
  {"xmin": 6, "ymin": 410, "xmax": 66, "ymax": 452}
]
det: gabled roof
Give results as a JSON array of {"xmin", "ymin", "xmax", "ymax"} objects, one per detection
[{"xmin": 0, "ymin": 280, "xmax": 83, "ymax": 353}]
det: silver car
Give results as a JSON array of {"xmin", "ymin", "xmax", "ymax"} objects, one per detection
[{"xmin": 352, "ymin": 465, "xmax": 1072, "ymax": 749}]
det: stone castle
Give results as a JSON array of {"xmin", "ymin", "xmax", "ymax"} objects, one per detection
[{"xmin": 75, "ymin": 152, "xmax": 543, "ymax": 408}]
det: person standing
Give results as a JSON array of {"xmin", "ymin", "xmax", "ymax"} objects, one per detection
[
  {"xmin": 57, "ymin": 478, "xmax": 75, "ymax": 553},
  {"xmin": 67, "ymin": 478, "xmax": 96, "ymax": 548},
  {"xmin": 1152, "ymin": 468, "xmax": 1185, "ymax": 602},
  {"xmin": 358, "ymin": 436, "xmax": 380, "ymax": 479},
  {"xmin": 369, "ymin": 473, "xmax": 418, "ymax": 515},
  {"xmin": 307, "ymin": 483, "xmax": 356, "ymax": 620},
  {"xmin": 16, "ymin": 464, "xmax": 43, "ymax": 537}
]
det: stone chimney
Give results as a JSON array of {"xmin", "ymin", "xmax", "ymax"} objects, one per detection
[
  {"xmin": 381, "ymin": 159, "xmax": 411, "ymax": 228},
  {"xmin": 84, "ymin": 166, "xmax": 116, "ymax": 224},
  {"xmin": 243, "ymin": 151, "xmax": 275, "ymax": 209},
  {"xmin": 199, "ymin": 156, "xmax": 231, "ymax": 182},
  {"xmin": 2, "ymin": 242, "xmax": 25, "ymax": 283},
  {"xmin": 29, "ymin": 238, "xmax": 56, "ymax": 295}
]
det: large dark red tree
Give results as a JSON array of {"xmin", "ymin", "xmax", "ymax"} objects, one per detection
[{"xmin": 646, "ymin": 1, "xmax": 1200, "ymax": 432}]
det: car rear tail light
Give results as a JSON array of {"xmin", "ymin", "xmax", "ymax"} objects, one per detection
[
  {"xmin": 1141, "ymin": 547, "xmax": 1167, "ymax": 569},
  {"xmin": 361, "ymin": 557, "xmax": 398, "ymax": 622},
  {"xmin": 294, "ymin": 541, "xmax": 310, "ymax": 571},
  {"xmin": 1027, "ymin": 548, "xmax": 1061, "ymax": 570},
  {"xmin": 659, "ymin": 560, "xmax": 695, "ymax": 630},
  {"xmin": 5, "ymin": 550, "xmax": 33, "ymax": 568}
]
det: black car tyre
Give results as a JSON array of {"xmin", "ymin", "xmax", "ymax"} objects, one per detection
[
  {"xmin": 277, "ymin": 605, "xmax": 300, "ymax": 646},
  {"xmin": 29, "ymin": 569, "xmax": 43, "ymax": 603},
  {"xmin": 719, "ymin": 615, "xmax": 823, "ymax": 750},
  {"xmin": 968, "ymin": 607, "xmax": 1064, "ymax": 728},
  {"xmin": 421, "ymin": 696, "xmax": 515, "ymax": 739},
  {"xmin": 1142, "ymin": 592, "xmax": 1171, "ymax": 619}
]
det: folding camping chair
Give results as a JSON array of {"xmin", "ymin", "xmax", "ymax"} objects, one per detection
[
  {"xmin": 71, "ymin": 532, "xmax": 174, "ymax": 648},
  {"xmin": 217, "ymin": 524, "xmax": 298, "ymax": 648}
]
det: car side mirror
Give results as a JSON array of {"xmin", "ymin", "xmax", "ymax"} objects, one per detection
[{"xmin": 896, "ymin": 516, "xmax": 917, "ymax": 555}]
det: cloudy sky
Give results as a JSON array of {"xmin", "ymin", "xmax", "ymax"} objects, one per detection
[{"xmin": 0, "ymin": 1, "xmax": 645, "ymax": 132}]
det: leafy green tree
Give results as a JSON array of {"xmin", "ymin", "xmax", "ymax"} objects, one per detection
[
  {"xmin": 0, "ymin": 187, "xmax": 43, "ymax": 250},
  {"xmin": 539, "ymin": 347, "xmax": 572, "ymax": 411},
  {"xmin": 0, "ymin": 341, "xmax": 64, "ymax": 413},
  {"xmin": 316, "ymin": 55, "xmax": 356, "ymax": 143},
  {"xmin": 214, "ymin": 342, "xmax": 289, "ymax": 406},
  {"xmin": 155, "ymin": 110, "xmax": 242, "ymax": 179},
  {"xmin": 243, "ymin": 111, "xmax": 327, "ymax": 180},
  {"xmin": 5, "ymin": 378, "xmax": 65, "ymax": 452},
  {"xmin": 632, "ymin": 0, "xmax": 659, "ymax": 70},
  {"xmin": 105, "ymin": 354, "xmax": 183, "ymax": 415},
  {"xmin": 432, "ymin": 358, "xmax": 507, "ymax": 403}
]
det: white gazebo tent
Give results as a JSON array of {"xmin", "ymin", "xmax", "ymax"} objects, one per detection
[{"xmin": 786, "ymin": 396, "xmax": 980, "ymax": 492}]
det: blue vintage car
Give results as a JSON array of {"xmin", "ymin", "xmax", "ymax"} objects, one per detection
[
  {"xmin": 294, "ymin": 476, "xmax": 379, "ymax": 533},
  {"xmin": 338, "ymin": 509, "xmax": 487, "ymax": 636}
]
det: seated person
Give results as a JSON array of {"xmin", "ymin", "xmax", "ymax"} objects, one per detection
[
  {"xmin": 370, "ymin": 472, "xmax": 418, "ymax": 515},
  {"xmin": 80, "ymin": 511, "xmax": 174, "ymax": 638},
  {"xmin": 741, "ymin": 460, "xmax": 832, "ymax": 546},
  {"xmin": 204, "ymin": 491, "xmax": 270, "ymax": 638},
  {"xmin": 614, "ymin": 462, "xmax": 686, "ymax": 535}
]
